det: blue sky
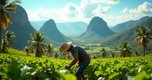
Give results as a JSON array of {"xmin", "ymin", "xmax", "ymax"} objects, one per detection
[{"xmin": 20, "ymin": 0, "xmax": 152, "ymax": 26}]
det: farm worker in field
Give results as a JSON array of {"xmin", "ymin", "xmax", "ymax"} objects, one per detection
[{"xmin": 59, "ymin": 42, "xmax": 90, "ymax": 80}]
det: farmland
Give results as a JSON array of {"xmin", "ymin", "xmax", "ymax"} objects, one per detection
[{"xmin": 0, "ymin": 49, "xmax": 152, "ymax": 80}]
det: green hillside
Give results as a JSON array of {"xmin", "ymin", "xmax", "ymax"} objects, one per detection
[
  {"xmin": 112, "ymin": 16, "xmax": 150, "ymax": 32},
  {"xmin": 0, "ymin": 49, "xmax": 152, "ymax": 80},
  {"xmin": 100, "ymin": 17, "xmax": 152, "ymax": 53}
]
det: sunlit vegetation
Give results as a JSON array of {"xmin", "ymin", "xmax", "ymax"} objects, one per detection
[{"xmin": 0, "ymin": 50, "xmax": 152, "ymax": 79}]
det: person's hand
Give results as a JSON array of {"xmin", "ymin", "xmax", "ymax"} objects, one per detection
[{"xmin": 65, "ymin": 64, "xmax": 71, "ymax": 69}]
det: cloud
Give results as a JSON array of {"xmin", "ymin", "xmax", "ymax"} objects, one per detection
[
  {"xmin": 122, "ymin": 8, "xmax": 129, "ymax": 14},
  {"xmin": 123, "ymin": 2, "xmax": 152, "ymax": 14},
  {"xmin": 26, "ymin": 0, "xmax": 152, "ymax": 27},
  {"xmin": 26, "ymin": 2, "xmax": 79, "ymax": 22},
  {"xmin": 120, "ymin": 2, "xmax": 152, "ymax": 23},
  {"xmin": 78, "ymin": 0, "xmax": 118, "ymax": 18},
  {"xmin": 26, "ymin": 0, "xmax": 114, "ymax": 22},
  {"xmin": 93, "ymin": 5, "xmax": 111, "ymax": 14},
  {"xmin": 91, "ymin": 2, "xmax": 152, "ymax": 27}
]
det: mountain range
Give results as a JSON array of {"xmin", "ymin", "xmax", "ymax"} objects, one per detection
[
  {"xmin": 6, "ymin": 5, "xmax": 152, "ymax": 51},
  {"xmin": 30, "ymin": 21, "xmax": 88, "ymax": 37},
  {"xmin": 100, "ymin": 17, "xmax": 152, "ymax": 53}
]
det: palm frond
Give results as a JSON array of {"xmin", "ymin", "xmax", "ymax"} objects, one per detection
[{"xmin": 4, "ymin": 3, "xmax": 16, "ymax": 12}]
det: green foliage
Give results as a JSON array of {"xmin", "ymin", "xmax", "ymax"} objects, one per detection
[
  {"xmin": 24, "ymin": 46, "xmax": 30, "ymax": 56},
  {"xmin": 101, "ymin": 48, "xmax": 106, "ymax": 58},
  {"xmin": 28, "ymin": 32, "xmax": 47, "ymax": 57},
  {"xmin": 4, "ymin": 30, "xmax": 15, "ymax": 47},
  {"xmin": 119, "ymin": 42, "xmax": 132, "ymax": 57},
  {"xmin": 0, "ymin": 50, "xmax": 152, "ymax": 80},
  {"xmin": 0, "ymin": 0, "xmax": 20, "ymax": 29},
  {"xmin": 46, "ymin": 43, "xmax": 54, "ymax": 57},
  {"xmin": 1, "ymin": 39, "xmax": 9, "ymax": 53},
  {"xmin": 0, "ymin": 54, "xmax": 74, "ymax": 80}
]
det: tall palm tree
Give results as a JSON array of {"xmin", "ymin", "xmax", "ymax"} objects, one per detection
[
  {"xmin": 0, "ymin": 0, "xmax": 20, "ymax": 50},
  {"xmin": 119, "ymin": 42, "xmax": 132, "ymax": 57},
  {"xmin": 28, "ymin": 32, "xmax": 46, "ymax": 57},
  {"xmin": 4, "ymin": 30, "xmax": 15, "ymax": 47},
  {"xmin": 1, "ymin": 39, "xmax": 9, "ymax": 53},
  {"xmin": 46, "ymin": 43, "xmax": 53, "ymax": 57},
  {"xmin": 134, "ymin": 26, "xmax": 152, "ymax": 56}
]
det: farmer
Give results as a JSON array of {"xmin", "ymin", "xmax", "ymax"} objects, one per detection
[{"xmin": 59, "ymin": 42, "xmax": 90, "ymax": 80}]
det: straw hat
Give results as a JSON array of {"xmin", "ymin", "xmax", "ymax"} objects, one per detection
[{"xmin": 59, "ymin": 42, "xmax": 72, "ymax": 55}]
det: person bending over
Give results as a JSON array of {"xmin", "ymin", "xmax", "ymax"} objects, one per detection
[{"xmin": 59, "ymin": 42, "xmax": 90, "ymax": 80}]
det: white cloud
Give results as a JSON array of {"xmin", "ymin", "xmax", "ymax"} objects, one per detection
[
  {"xmin": 122, "ymin": 8, "xmax": 129, "ymax": 14},
  {"xmin": 91, "ymin": 2, "xmax": 152, "ymax": 27},
  {"xmin": 119, "ymin": 2, "xmax": 152, "ymax": 23},
  {"xmin": 26, "ymin": 1, "xmax": 152, "ymax": 27},
  {"xmin": 26, "ymin": 2, "xmax": 79, "ymax": 22},
  {"xmin": 26, "ymin": 0, "xmax": 114, "ymax": 22},
  {"xmin": 123, "ymin": 2, "xmax": 152, "ymax": 14},
  {"xmin": 93, "ymin": 5, "xmax": 111, "ymax": 15}
]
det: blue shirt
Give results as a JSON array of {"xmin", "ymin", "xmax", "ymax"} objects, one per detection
[{"xmin": 71, "ymin": 46, "xmax": 87, "ymax": 60}]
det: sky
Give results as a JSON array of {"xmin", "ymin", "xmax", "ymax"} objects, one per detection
[{"xmin": 20, "ymin": 0, "xmax": 152, "ymax": 27}]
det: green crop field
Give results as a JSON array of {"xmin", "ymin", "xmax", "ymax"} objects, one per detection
[{"xmin": 0, "ymin": 49, "xmax": 152, "ymax": 80}]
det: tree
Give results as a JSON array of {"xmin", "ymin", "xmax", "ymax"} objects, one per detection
[
  {"xmin": 0, "ymin": 0, "xmax": 20, "ymax": 51},
  {"xmin": 1, "ymin": 39, "xmax": 9, "ymax": 53},
  {"xmin": 54, "ymin": 52, "xmax": 58, "ymax": 58},
  {"xmin": 101, "ymin": 48, "xmax": 106, "ymax": 58},
  {"xmin": 111, "ymin": 52, "xmax": 115, "ymax": 58},
  {"xmin": 119, "ymin": 42, "xmax": 132, "ymax": 57},
  {"xmin": 46, "ymin": 43, "xmax": 53, "ymax": 57},
  {"xmin": 134, "ymin": 26, "xmax": 152, "ymax": 56},
  {"xmin": 133, "ymin": 50, "xmax": 140, "ymax": 56},
  {"xmin": 28, "ymin": 32, "xmax": 46, "ymax": 57},
  {"xmin": 24, "ymin": 46, "xmax": 29, "ymax": 56},
  {"xmin": 4, "ymin": 30, "xmax": 15, "ymax": 47}
]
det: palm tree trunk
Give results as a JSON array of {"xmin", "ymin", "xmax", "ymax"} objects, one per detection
[
  {"xmin": 35, "ymin": 49, "xmax": 38, "ymax": 57},
  {"xmin": 143, "ymin": 47, "xmax": 146, "ymax": 56},
  {"xmin": 36, "ymin": 48, "xmax": 41, "ymax": 57}
]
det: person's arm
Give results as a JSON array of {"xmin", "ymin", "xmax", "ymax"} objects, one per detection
[{"xmin": 65, "ymin": 53, "xmax": 78, "ymax": 68}]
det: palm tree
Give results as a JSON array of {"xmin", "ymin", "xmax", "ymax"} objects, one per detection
[
  {"xmin": 101, "ymin": 48, "xmax": 106, "ymax": 58},
  {"xmin": 4, "ymin": 30, "xmax": 15, "ymax": 47},
  {"xmin": 28, "ymin": 32, "xmax": 46, "ymax": 57},
  {"xmin": 134, "ymin": 26, "xmax": 152, "ymax": 56},
  {"xmin": 54, "ymin": 52, "xmax": 58, "ymax": 58},
  {"xmin": 133, "ymin": 50, "xmax": 140, "ymax": 56},
  {"xmin": 1, "ymin": 39, "xmax": 9, "ymax": 53},
  {"xmin": 24, "ymin": 46, "xmax": 29, "ymax": 56},
  {"xmin": 119, "ymin": 42, "xmax": 132, "ymax": 57},
  {"xmin": 46, "ymin": 43, "xmax": 53, "ymax": 57},
  {"xmin": 0, "ymin": 0, "xmax": 20, "ymax": 50}
]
